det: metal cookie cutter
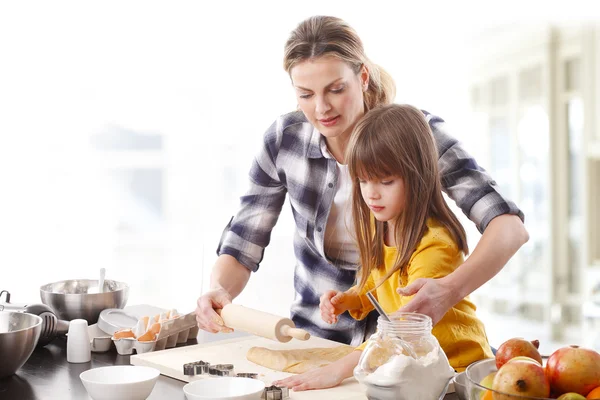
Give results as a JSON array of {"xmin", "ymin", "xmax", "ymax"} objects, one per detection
[
  {"xmin": 209, "ymin": 364, "xmax": 234, "ymax": 377},
  {"xmin": 236, "ymin": 373, "xmax": 258, "ymax": 379},
  {"xmin": 261, "ymin": 385, "xmax": 290, "ymax": 400},
  {"xmin": 183, "ymin": 360, "xmax": 210, "ymax": 376}
]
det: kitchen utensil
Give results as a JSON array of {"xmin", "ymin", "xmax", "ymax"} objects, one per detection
[
  {"xmin": 262, "ymin": 385, "xmax": 290, "ymax": 399},
  {"xmin": 364, "ymin": 294, "xmax": 418, "ymax": 359},
  {"xmin": 0, "ymin": 311, "xmax": 42, "ymax": 378},
  {"xmin": 183, "ymin": 361, "xmax": 234, "ymax": 377},
  {"xmin": 40, "ymin": 279, "xmax": 129, "ymax": 323},
  {"xmin": 0, "ymin": 290, "xmax": 70, "ymax": 347},
  {"xmin": 452, "ymin": 371, "xmax": 467, "ymax": 400},
  {"xmin": 80, "ymin": 365, "xmax": 159, "ymax": 400},
  {"xmin": 67, "ymin": 319, "xmax": 91, "ymax": 363},
  {"xmin": 365, "ymin": 291, "xmax": 390, "ymax": 322},
  {"xmin": 183, "ymin": 377, "xmax": 265, "ymax": 400},
  {"xmin": 99, "ymin": 268, "xmax": 106, "ymax": 293},
  {"xmin": 217, "ymin": 304, "xmax": 310, "ymax": 343}
]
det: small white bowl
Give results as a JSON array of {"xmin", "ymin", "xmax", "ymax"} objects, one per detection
[
  {"xmin": 453, "ymin": 371, "xmax": 468, "ymax": 400},
  {"xmin": 80, "ymin": 365, "xmax": 160, "ymax": 400},
  {"xmin": 183, "ymin": 377, "xmax": 265, "ymax": 400}
]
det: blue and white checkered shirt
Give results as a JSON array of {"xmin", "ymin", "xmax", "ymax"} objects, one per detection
[{"xmin": 217, "ymin": 110, "xmax": 524, "ymax": 346}]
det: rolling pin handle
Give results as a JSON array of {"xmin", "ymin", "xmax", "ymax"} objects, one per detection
[{"xmin": 281, "ymin": 325, "xmax": 310, "ymax": 341}]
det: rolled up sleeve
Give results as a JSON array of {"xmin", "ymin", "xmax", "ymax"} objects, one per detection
[
  {"xmin": 349, "ymin": 274, "xmax": 377, "ymax": 321},
  {"xmin": 217, "ymin": 121, "xmax": 287, "ymax": 272}
]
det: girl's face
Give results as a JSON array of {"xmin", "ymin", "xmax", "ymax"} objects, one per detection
[
  {"xmin": 290, "ymin": 56, "xmax": 368, "ymax": 140},
  {"xmin": 359, "ymin": 176, "xmax": 406, "ymax": 223}
]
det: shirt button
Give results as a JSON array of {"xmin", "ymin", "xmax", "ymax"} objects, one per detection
[
  {"xmin": 328, "ymin": 182, "xmax": 334, "ymax": 188},
  {"xmin": 317, "ymin": 227, "xmax": 322, "ymax": 232}
]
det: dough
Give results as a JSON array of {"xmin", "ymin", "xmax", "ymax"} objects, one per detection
[{"xmin": 246, "ymin": 345, "xmax": 355, "ymax": 373}]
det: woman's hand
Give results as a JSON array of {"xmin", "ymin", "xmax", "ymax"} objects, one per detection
[
  {"xmin": 396, "ymin": 215, "xmax": 530, "ymax": 326},
  {"xmin": 195, "ymin": 288, "xmax": 234, "ymax": 333},
  {"xmin": 396, "ymin": 277, "xmax": 455, "ymax": 325},
  {"xmin": 319, "ymin": 290, "xmax": 360, "ymax": 324}
]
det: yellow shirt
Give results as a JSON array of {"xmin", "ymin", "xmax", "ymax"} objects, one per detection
[{"xmin": 350, "ymin": 219, "xmax": 493, "ymax": 372}]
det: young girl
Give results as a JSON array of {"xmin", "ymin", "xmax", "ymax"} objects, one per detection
[{"xmin": 274, "ymin": 104, "xmax": 493, "ymax": 391}]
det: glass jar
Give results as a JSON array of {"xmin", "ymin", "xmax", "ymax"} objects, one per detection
[{"xmin": 354, "ymin": 312, "xmax": 454, "ymax": 400}]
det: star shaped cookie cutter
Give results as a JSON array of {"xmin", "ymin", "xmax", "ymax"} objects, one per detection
[{"xmin": 261, "ymin": 385, "xmax": 290, "ymax": 400}]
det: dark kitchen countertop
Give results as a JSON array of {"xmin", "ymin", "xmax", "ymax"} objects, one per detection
[{"xmin": 0, "ymin": 330, "xmax": 458, "ymax": 400}]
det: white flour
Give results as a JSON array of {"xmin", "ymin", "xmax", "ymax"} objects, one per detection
[{"xmin": 362, "ymin": 348, "xmax": 454, "ymax": 400}]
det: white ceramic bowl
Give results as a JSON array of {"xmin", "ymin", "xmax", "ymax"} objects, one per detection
[
  {"xmin": 452, "ymin": 371, "xmax": 467, "ymax": 400},
  {"xmin": 183, "ymin": 377, "xmax": 265, "ymax": 400},
  {"xmin": 80, "ymin": 365, "xmax": 159, "ymax": 400}
]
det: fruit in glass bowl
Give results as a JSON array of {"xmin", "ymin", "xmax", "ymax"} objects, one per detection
[{"xmin": 467, "ymin": 338, "xmax": 600, "ymax": 400}]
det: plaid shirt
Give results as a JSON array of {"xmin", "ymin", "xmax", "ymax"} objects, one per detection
[{"xmin": 217, "ymin": 110, "xmax": 524, "ymax": 346}]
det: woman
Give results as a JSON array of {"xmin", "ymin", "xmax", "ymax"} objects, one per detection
[{"xmin": 195, "ymin": 15, "xmax": 528, "ymax": 346}]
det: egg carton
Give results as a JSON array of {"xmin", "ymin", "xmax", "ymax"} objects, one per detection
[
  {"xmin": 112, "ymin": 336, "xmax": 157, "ymax": 355},
  {"xmin": 107, "ymin": 309, "xmax": 199, "ymax": 355},
  {"xmin": 154, "ymin": 311, "xmax": 199, "ymax": 351}
]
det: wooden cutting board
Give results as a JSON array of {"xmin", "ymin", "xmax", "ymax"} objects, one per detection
[{"xmin": 130, "ymin": 334, "xmax": 367, "ymax": 400}]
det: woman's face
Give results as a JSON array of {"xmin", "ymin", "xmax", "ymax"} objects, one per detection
[{"xmin": 290, "ymin": 56, "xmax": 368, "ymax": 140}]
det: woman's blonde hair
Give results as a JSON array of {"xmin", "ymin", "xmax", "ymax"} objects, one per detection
[
  {"xmin": 346, "ymin": 104, "xmax": 469, "ymax": 292},
  {"xmin": 283, "ymin": 16, "xmax": 396, "ymax": 111}
]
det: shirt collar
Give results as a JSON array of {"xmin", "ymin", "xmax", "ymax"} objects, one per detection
[{"xmin": 308, "ymin": 126, "xmax": 335, "ymax": 160}]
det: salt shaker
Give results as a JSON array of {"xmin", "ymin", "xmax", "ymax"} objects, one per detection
[{"xmin": 67, "ymin": 319, "xmax": 91, "ymax": 363}]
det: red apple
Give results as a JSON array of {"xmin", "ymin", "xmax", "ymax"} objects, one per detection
[
  {"xmin": 546, "ymin": 345, "xmax": 600, "ymax": 396},
  {"xmin": 492, "ymin": 360, "xmax": 551, "ymax": 400},
  {"xmin": 496, "ymin": 338, "xmax": 543, "ymax": 369}
]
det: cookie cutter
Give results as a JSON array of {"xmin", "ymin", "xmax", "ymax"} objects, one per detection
[
  {"xmin": 209, "ymin": 364, "xmax": 234, "ymax": 377},
  {"xmin": 183, "ymin": 360, "xmax": 210, "ymax": 376},
  {"xmin": 261, "ymin": 385, "xmax": 290, "ymax": 400},
  {"xmin": 236, "ymin": 372, "xmax": 258, "ymax": 379}
]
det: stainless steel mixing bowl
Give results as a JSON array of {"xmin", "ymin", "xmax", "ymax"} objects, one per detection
[
  {"xmin": 40, "ymin": 279, "xmax": 129, "ymax": 323},
  {"xmin": 0, "ymin": 312, "xmax": 42, "ymax": 378}
]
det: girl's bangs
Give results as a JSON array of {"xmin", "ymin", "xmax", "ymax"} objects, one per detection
[{"xmin": 352, "ymin": 139, "xmax": 394, "ymax": 181}]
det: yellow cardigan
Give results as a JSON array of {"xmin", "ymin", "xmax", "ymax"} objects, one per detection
[{"xmin": 350, "ymin": 218, "xmax": 493, "ymax": 372}]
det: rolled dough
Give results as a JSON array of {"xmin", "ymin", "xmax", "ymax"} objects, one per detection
[{"xmin": 246, "ymin": 345, "xmax": 356, "ymax": 374}]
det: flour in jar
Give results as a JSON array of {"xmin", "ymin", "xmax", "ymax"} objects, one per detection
[{"xmin": 362, "ymin": 347, "xmax": 454, "ymax": 400}]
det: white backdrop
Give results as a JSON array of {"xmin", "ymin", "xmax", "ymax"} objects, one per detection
[{"xmin": 0, "ymin": 1, "xmax": 597, "ymax": 316}]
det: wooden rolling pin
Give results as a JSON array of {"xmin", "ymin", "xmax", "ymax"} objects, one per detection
[{"xmin": 216, "ymin": 304, "xmax": 310, "ymax": 343}]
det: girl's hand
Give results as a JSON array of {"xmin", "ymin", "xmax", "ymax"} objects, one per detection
[
  {"xmin": 319, "ymin": 290, "xmax": 359, "ymax": 324},
  {"xmin": 273, "ymin": 363, "xmax": 345, "ymax": 391}
]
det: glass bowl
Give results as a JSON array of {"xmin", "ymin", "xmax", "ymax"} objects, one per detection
[{"xmin": 465, "ymin": 358, "xmax": 554, "ymax": 400}]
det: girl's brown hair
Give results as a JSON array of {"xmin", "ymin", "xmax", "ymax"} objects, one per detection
[
  {"xmin": 346, "ymin": 104, "xmax": 469, "ymax": 292},
  {"xmin": 283, "ymin": 16, "xmax": 395, "ymax": 111}
]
